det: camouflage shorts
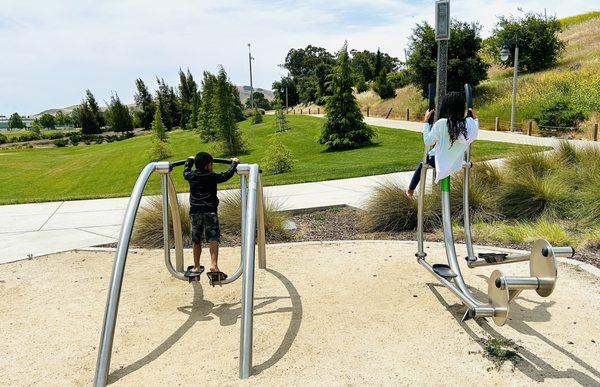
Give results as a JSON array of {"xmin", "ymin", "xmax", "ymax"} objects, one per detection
[{"xmin": 190, "ymin": 212, "xmax": 221, "ymax": 243}]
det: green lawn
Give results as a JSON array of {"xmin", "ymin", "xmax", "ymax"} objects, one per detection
[{"xmin": 0, "ymin": 115, "xmax": 534, "ymax": 204}]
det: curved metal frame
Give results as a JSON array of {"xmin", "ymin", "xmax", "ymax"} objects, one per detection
[
  {"xmin": 416, "ymin": 131, "xmax": 571, "ymax": 325},
  {"xmin": 94, "ymin": 162, "xmax": 267, "ymax": 386}
]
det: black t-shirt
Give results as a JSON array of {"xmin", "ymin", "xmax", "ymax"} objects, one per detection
[{"xmin": 184, "ymin": 160, "xmax": 238, "ymax": 213}]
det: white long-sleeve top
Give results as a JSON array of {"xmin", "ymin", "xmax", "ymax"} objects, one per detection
[{"xmin": 423, "ymin": 117, "xmax": 479, "ymax": 183}]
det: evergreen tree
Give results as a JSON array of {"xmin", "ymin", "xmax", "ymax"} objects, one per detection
[
  {"xmin": 274, "ymin": 107, "xmax": 289, "ymax": 132},
  {"xmin": 85, "ymin": 89, "xmax": 105, "ymax": 127},
  {"xmin": 39, "ymin": 113, "xmax": 56, "ymax": 129},
  {"xmin": 178, "ymin": 68, "xmax": 198, "ymax": 128},
  {"xmin": 134, "ymin": 78, "xmax": 155, "ymax": 130},
  {"xmin": 75, "ymin": 101, "xmax": 101, "ymax": 134},
  {"xmin": 251, "ymin": 107, "xmax": 263, "ymax": 124},
  {"xmin": 320, "ymin": 43, "xmax": 374, "ymax": 150},
  {"xmin": 198, "ymin": 71, "xmax": 219, "ymax": 142},
  {"xmin": 373, "ymin": 68, "xmax": 396, "ymax": 99},
  {"xmin": 55, "ymin": 110, "xmax": 71, "ymax": 127},
  {"xmin": 7, "ymin": 113, "xmax": 25, "ymax": 129},
  {"xmin": 189, "ymin": 93, "xmax": 201, "ymax": 129},
  {"xmin": 156, "ymin": 78, "xmax": 179, "ymax": 130},
  {"xmin": 214, "ymin": 66, "xmax": 245, "ymax": 155},
  {"xmin": 229, "ymin": 84, "xmax": 246, "ymax": 122},
  {"xmin": 107, "ymin": 93, "xmax": 134, "ymax": 132},
  {"xmin": 149, "ymin": 108, "xmax": 171, "ymax": 161},
  {"xmin": 373, "ymin": 48, "xmax": 383, "ymax": 78}
]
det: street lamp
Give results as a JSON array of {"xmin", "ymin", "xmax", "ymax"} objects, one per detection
[
  {"xmin": 500, "ymin": 39, "xmax": 519, "ymax": 131},
  {"xmin": 247, "ymin": 43, "xmax": 254, "ymax": 109}
]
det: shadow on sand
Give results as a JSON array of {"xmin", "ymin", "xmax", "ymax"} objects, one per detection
[
  {"xmin": 108, "ymin": 268, "xmax": 302, "ymax": 384},
  {"xmin": 427, "ymin": 279, "xmax": 599, "ymax": 386}
]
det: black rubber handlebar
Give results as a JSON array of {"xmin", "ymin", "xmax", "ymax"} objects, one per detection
[{"xmin": 170, "ymin": 157, "xmax": 234, "ymax": 168}]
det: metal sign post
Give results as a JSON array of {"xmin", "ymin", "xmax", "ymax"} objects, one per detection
[{"xmin": 434, "ymin": 0, "xmax": 450, "ymax": 120}]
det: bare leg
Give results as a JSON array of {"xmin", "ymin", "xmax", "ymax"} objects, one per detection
[
  {"xmin": 193, "ymin": 241, "xmax": 202, "ymax": 271},
  {"xmin": 209, "ymin": 240, "xmax": 220, "ymax": 272}
]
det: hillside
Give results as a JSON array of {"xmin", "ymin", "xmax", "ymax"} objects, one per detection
[
  {"xmin": 353, "ymin": 11, "xmax": 600, "ymax": 133},
  {"xmin": 33, "ymin": 85, "xmax": 273, "ymax": 117}
]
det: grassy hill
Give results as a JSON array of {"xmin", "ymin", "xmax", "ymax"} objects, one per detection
[
  {"xmin": 0, "ymin": 115, "xmax": 531, "ymax": 204},
  {"xmin": 354, "ymin": 11, "xmax": 600, "ymax": 134}
]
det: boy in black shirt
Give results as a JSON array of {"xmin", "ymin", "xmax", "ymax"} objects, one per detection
[{"xmin": 184, "ymin": 152, "xmax": 239, "ymax": 281}]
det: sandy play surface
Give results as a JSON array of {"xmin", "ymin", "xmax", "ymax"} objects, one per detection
[{"xmin": 0, "ymin": 241, "xmax": 599, "ymax": 386}]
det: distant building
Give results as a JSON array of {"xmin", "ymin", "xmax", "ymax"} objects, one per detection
[{"xmin": 0, "ymin": 116, "xmax": 34, "ymax": 130}]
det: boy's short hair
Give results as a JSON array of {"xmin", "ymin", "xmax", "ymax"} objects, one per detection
[{"xmin": 195, "ymin": 152, "xmax": 213, "ymax": 170}]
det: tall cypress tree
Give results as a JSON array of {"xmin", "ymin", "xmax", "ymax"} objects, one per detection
[
  {"xmin": 320, "ymin": 43, "xmax": 375, "ymax": 150},
  {"xmin": 178, "ymin": 68, "xmax": 198, "ymax": 128},
  {"xmin": 214, "ymin": 66, "xmax": 244, "ymax": 155},
  {"xmin": 198, "ymin": 71, "xmax": 218, "ymax": 142},
  {"xmin": 107, "ymin": 93, "xmax": 134, "ymax": 132},
  {"xmin": 85, "ymin": 89, "xmax": 105, "ymax": 127},
  {"xmin": 156, "ymin": 78, "xmax": 179, "ymax": 130},
  {"xmin": 134, "ymin": 78, "xmax": 155, "ymax": 130}
]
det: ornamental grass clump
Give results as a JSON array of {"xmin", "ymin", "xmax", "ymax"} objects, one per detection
[
  {"xmin": 359, "ymin": 180, "xmax": 417, "ymax": 232},
  {"xmin": 450, "ymin": 162, "xmax": 504, "ymax": 222},
  {"xmin": 132, "ymin": 196, "xmax": 191, "ymax": 248}
]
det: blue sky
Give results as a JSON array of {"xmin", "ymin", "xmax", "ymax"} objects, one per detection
[{"xmin": 0, "ymin": 0, "xmax": 597, "ymax": 115}]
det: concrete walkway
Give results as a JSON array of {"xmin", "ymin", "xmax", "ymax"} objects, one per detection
[{"xmin": 1, "ymin": 117, "xmax": 597, "ymax": 264}]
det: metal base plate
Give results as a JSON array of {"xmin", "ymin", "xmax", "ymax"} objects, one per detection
[
  {"xmin": 530, "ymin": 239, "xmax": 557, "ymax": 297},
  {"xmin": 488, "ymin": 270, "xmax": 509, "ymax": 326}
]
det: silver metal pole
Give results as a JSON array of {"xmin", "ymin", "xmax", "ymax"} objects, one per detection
[
  {"xmin": 440, "ymin": 178, "xmax": 483, "ymax": 307},
  {"xmin": 163, "ymin": 175, "xmax": 186, "ymax": 281},
  {"xmin": 416, "ymin": 148, "xmax": 429, "ymax": 258},
  {"xmin": 248, "ymin": 43, "xmax": 254, "ymax": 109},
  {"xmin": 510, "ymin": 45, "xmax": 518, "ymax": 131},
  {"xmin": 94, "ymin": 162, "xmax": 164, "ymax": 386},
  {"xmin": 463, "ymin": 148, "xmax": 475, "ymax": 262},
  {"xmin": 468, "ymin": 253, "xmax": 530, "ymax": 267},
  {"xmin": 239, "ymin": 165, "xmax": 258, "ymax": 379}
]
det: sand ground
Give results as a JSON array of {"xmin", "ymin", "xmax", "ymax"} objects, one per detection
[{"xmin": 0, "ymin": 241, "xmax": 599, "ymax": 386}]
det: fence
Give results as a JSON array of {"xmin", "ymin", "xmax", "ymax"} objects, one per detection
[{"xmin": 286, "ymin": 106, "xmax": 599, "ymax": 141}]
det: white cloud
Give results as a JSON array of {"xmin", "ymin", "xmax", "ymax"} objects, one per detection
[{"xmin": 0, "ymin": 0, "xmax": 596, "ymax": 114}]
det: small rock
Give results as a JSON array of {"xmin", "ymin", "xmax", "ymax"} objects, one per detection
[
  {"xmin": 413, "ymin": 295, "xmax": 418, "ymax": 298},
  {"xmin": 282, "ymin": 220, "xmax": 297, "ymax": 231},
  {"xmin": 567, "ymin": 341, "xmax": 574, "ymax": 345}
]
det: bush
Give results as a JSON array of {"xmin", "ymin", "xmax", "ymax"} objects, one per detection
[
  {"xmin": 219, "ymin": 191, "xmax": 292, "ymax": 241},
  {"xmin": 355, "ymin": 76, "xmax": 368, "ymax": 93},
  {"xmin": 149, "ymin": 139, "xmax": 172, "ymax": 161},
  {"xmin": 251, "ymin": 108, "xmax": 263, "ymax": 125},
  {"xmin": 261, "ymin": 142, "xmax": 294, "ymax": 174},
  {"xmin": 53, "ymin": 139, "xmax": 68, "ymax": 147},
  {"xmin": 274, "ymin": 109, "xmax": 290, "ymax": 132},
  {"xmin": 387, "ymin": 70, "xmax": 410, "ymax": 89},
  {"xmin": 360, "ymin": 180, "xmax": 417, "ymax": 232},
  {"xmin": 535, "ymin": 99, "xmax": 586, "ymax": 131},
  {"xmin": 473, "ymin": 219, "xmax": 574, "ymax": 246},
  {"xmin": 450, "ymin": 162, "xmax": 503, "ymax": 222},
  {"xmin": 0, "ymin": 133, "xmax": 6, "ymax": 144},
  {"xmin": 132, "ymin": 196, "xmax": 191, "ymax": 248}
]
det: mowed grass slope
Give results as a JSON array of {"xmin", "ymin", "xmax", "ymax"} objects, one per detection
[{"xmin": 0, "ymin": 115, "xmax": 530, "ymax": 204}]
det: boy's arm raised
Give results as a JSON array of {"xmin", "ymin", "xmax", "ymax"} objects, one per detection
[
  {"xmin": 214, "ymin": 159, "xmax": 239, "ymax": 183},
  {"xmin": 183, "ymin": 157, "xmax": 194, "ymax": 181}
]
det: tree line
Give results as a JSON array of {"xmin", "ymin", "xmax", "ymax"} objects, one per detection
[{"xmin": 272, "ymin": 11, "xmax": 564, "ymax": 105}]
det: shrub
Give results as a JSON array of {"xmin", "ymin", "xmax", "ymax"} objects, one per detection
[
  {"xmin": 373, "ymin": 69, "xmax": 396, "ymax": 99},
  {"xmin": 500, "ymin": 169, "xmax": 570, "ymax": 219},
  {"xmin": 355, "ymin": 76, "xmax": 368, "ymax": 93},
  {"xmin": 132, "ymin": 196, "xmax": 191, "ymax": 248},
  {"xmin": 274, "ymin": 109, "xmax": 289, "ymax": 132},
  {"xmin": 576, "ymin": 178, "xmax": 600, "ymax": 227},
  {"xmin": 360, "ymin": 180, "xmax": 417, "ymax": 232},
  {"xmin": 472, "ymin": 219, "xmax": 574, "ymax": 246},
  {"xmin": 219, "ymin": 191, "xmax": 292, "ymax": 241},
  {"xmin": 251, "ymin": 108, "xmax": 263, "ymax": 125},
  {"xmin": 53, "ymin": 139, "xmax": 68, "ymax": 147},
  {"xmin": 535, "ymin": 99, "xmax": 586, "ymax": 131},
  {"xmin": 0, "ymin": 133, "xmax": 6, "ymax": 144},
  {"xmin": 261, "ymin": 142, "xmax": 294, "ymax": 174},
  {"xmin": 450, "ymin": 162, "xmax": 503, "ymax": 222},
  {"xmin": 505, "ymin": 149, "xmax": 558, "ymax": 178}
]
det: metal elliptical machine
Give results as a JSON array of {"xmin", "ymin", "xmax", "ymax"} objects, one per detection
[
  {"xmin": 415, "ymin": 84, "xmax": 574, "ymax": 326},
  {"xmin": 94, "ymin": 157, "xmax": 267, "ymax": 386}
]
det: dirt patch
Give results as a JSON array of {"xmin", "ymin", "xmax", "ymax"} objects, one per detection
[{"xmin": 1, "ymin": 241, "xmax": 599, "ymax": 385}]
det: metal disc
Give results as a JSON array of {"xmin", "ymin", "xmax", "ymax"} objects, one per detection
[
  {"xmin": 530, "ymin": 239, "xmax": 557, "ymax": 297},
  {"xmin": 488, "ymin": 270, "xmax": 509, "ymax": 326}
]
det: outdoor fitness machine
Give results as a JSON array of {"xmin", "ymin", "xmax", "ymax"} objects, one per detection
[
  {"xmin": 415, "ymin": 84, "xmax": 574, "ymax": 325},
  {"xmin": 93, "ymin": 158, "xmax": 267, "ymax": 386}
]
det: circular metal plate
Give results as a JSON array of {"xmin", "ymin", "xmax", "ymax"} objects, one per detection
[
  {"xmin": 488, "ymin": 270, "xmax": 509, "ymax": 326},
  {"xmin": 530, "ymin": 239, "xmax": 557, "ymax": 297}
]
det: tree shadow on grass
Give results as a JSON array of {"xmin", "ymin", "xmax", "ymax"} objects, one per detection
[
  {"xmin": 107, "ymin": 268, "xmax": 302, "ymax": 384},
  {"xmin": 426, "ymin": 281, "xmax": 599, "ymax": 386}
]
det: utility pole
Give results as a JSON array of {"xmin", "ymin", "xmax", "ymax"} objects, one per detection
[
  {"xmin": 434, "ymin": 0, "xmax": 450, "ymax": 120},
  {"xmin": 500, "ymin": 36, "xmax": 519, "ymax": 131},
  {"xmin": 247, "ymin": 43, "xmax": 254, "ymax": 109}
]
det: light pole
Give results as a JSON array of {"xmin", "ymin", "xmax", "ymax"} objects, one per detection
[
  {"xmin": 500, "ymin": 39, "xmax": 519, "ymax": 131},
  {"xmin": 247, "ymin": 43, "xmax": 254, "ymax": 109}
]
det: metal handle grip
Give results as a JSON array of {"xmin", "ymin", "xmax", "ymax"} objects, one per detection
[
  {"xmin": 542, "ymin": 246, "xmax": 574, "ymax": 258},
  {"xmin": 170, "ymin": 157, "xmax": 234, "ymax": 168}
]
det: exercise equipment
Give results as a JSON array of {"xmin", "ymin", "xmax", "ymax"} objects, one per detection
[
  {"xmin": 415, "ymin": 84, "xmax": 574, "ymax": 325},
  {"xmin": 427, "ymin": 82, "xmax": 436, "ymax": 125},
  {"xmin": 93, "ymin": 158, "xmax": 267, "ymax": 386}
]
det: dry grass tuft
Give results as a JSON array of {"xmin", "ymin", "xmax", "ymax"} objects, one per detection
[{"xmin": 132, "ymin": 196, "xmax": 191, "ymax": 248}]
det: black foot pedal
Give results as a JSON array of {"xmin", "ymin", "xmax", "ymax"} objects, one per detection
[
  {"xmin": 478, "ymin": 253, "xmax": 508, "ymax": 263},
  {"xmin": 207, "ymin": 271, "xmax": 228, "ymax": 287},
  {"xmin": 185, "ymin": 265, "xmax": 204, "ymax": 283},
  {"xmin": 432, "ymin": 264, "xmax": 457, "ymax": 279}
]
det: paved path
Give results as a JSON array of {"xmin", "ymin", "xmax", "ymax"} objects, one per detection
[{"xmin": 1, "ymin": 117, "xmax": 597, "ymax": 264}]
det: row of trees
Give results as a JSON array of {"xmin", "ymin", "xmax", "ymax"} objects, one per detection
[{"xmin": 273, "ymin": 11, "xmax": 564, "ymax": 105}]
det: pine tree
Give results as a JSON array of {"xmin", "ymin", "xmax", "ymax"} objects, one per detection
[
  {"xmin": 178, "ymin": 68, "xmax": 198, "ymax": 129},
  {"xmin": 214, "ymin": 66, "xmax": 245, "ymax": 155},
  {"xmin": 107, "ymin": 93, "xmax": 134, "ymax": 132},
  {"xmin": 189, "ymin": 93, "xmax": 201, "ymax": 129},
  {"xmin": 274, "ymin": 108, "xmax": 289, "ymax": 132},
  {"xmin": 320, "ymin": 43, "xmax": 375, "ymax": 150},
  {"xmin": 76, "ymin": 100, "xmax": 101, "ymax": 134},
  {"xmin": 373, "ymin": 68, "xmax": 396, "ymax": 99},
  {"xmin": 373, "ymin": 48, "xmax": 383, "ymax": 77},
  {"xmin": 85, "ymin": 89, "xmax": 105, "ymax": 127},
  {"xmin": 149, "ymin": 109, "xmax": 171, "ymax": 161},
  {"xmin": 134, "ymin": 78, "xmax": 155, "ymax": 130},
  {"xmin": 198, "ymin": 71, "xmax": 219, "ymax": 142},
  {"xmin": 229, "ymin": 84, "xmax": 246, "ymax": 122},
  {"xmin": 251, "ymin": 107, "xmax": 263, "ymax": 124},
  {"xmin": 156, "ymin": 78, "xmax": 179, "ymax": 130}
]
